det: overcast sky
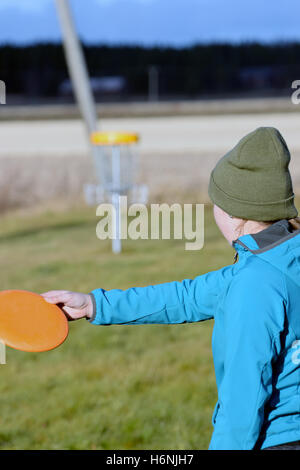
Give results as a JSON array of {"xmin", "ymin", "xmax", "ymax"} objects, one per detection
[{"xmin": 0, "ymin": 0, "xmax": 299, "ymax": 46}]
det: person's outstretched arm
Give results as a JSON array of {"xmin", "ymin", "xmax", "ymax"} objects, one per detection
[{"xmin": 42, "ymin": 264, "xmax": 233, "ymax": 325}]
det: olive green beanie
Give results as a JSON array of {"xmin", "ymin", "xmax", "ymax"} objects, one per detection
[{"xmin": 208, "ymin": 127, "xmax": 298, "ymax": 221}]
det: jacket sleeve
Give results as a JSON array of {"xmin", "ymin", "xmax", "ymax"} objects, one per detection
[
  {"xmin": 88, "ymin": 265, "xmax": 233, "ymax": 325},
  {"xmin": 209, "ymin": 269, "xmax": 286, "ymax": 450}
]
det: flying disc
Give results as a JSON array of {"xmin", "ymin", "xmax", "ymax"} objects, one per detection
[{"xmin": 0, "ymin": 290, "xmax": 69, "ymax": 352}]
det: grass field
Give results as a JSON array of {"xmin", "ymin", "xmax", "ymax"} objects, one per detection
[{"xmin": 0, "ymin": 203, "xmax": 240, "ymax": 449}]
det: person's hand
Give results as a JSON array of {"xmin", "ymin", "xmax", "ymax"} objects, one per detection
[{"xmin": 41, "ymin": 290, "xmax": 94, "ymax": 321}]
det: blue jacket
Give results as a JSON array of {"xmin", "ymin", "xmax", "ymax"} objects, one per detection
[{"xmin": 89, "ymin": 219, "xmax": 300, "ymax": 450}]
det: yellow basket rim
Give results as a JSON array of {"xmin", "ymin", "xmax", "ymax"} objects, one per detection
[{"xmin": 90, "ymin": 131, "xmax": 139, "ymax": 146}]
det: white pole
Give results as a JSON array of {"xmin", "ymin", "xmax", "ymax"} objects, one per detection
[
  {"xmin": 111, "ymin": 146, "xmax": 121, "ymax": 253},
  {"xmin": 54, "ymin": 0, "xmax": 99, "ymax": 160}
]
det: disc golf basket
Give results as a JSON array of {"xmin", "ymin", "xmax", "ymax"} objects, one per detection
[{"xmin": 86, "ymin": 131, "xmax": 148, "ymax": 253}]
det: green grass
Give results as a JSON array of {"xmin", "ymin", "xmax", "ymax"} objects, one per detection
[{"xmin": 0, "ymin": 203, "xmax": 235, "ymax": 450}]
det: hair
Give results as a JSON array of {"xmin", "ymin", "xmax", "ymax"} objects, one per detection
[
  {"xmin": 287, "ymin": 217, "xmax": 300, "ymax": 230},
  {"xmin": 233, "ymin": 218, "xmax": 272, "ymax": 241},
  {"xmin": 234, "ymin": 216, "xmax": 300, "ymax": 235}
]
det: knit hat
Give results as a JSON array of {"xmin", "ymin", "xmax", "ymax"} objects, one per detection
[{"xmin": 208, "ymin": 127, "xmax": 298, "ymax": 221}]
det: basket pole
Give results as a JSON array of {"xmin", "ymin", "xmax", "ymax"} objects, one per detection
[{"xmin": 111, "ymin": 146, "xmax": 122, "ymax": 253}]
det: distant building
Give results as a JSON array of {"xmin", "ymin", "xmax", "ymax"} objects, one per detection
[
  {"xmin": 58, "ymin": 76, "xmax": 127, "ymax": 96},
  {"xmin": 238, "ymin": 65, "xmax": 287, "ymax": 90}
]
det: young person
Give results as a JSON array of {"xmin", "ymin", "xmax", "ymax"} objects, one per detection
[{"xmin": 42, "ymin": 127, "xmax": 300, "ymax": 450}]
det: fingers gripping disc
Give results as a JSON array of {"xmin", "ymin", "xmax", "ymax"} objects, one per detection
[{"xmin": 0, "ymin": 290, "xmax": 69, "ymax": 352}]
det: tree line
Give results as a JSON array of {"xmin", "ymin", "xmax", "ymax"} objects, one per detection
[{"xmin": 0, "ymin": 42, "xmax": 299, "ymax": 99}]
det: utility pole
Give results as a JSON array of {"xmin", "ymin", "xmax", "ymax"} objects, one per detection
[
  {"xmin": 55, "ymin": 0, "xmax": 99, "ymax": 143},
  {"xmin": 148, "ymin": 65, "xmax": 159, "ymax": 102}
]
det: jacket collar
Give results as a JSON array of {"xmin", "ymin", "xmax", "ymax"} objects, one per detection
[{"xmin": 232, "ymin": 219, "xmax": 300, "ymax": 255}]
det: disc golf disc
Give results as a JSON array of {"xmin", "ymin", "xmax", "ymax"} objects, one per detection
[{"xmin": 0, "ymin": 290, "xmax": 69, "ymax": 352}]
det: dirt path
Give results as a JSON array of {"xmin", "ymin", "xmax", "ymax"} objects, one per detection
[{"xmin": 0, "ymin": 112, "xmax": 299, "ymax": 208}]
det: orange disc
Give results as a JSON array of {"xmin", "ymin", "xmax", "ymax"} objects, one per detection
[{"xmin": 0, "ymin": 290, "xmax": 69, "ymax": 352}]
